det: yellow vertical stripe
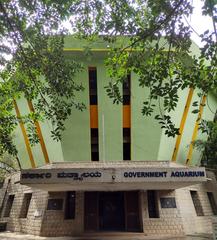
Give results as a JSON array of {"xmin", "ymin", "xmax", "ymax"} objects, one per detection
[
  {"xmin": 13, "ymin": 100, "xmax": 36, "ymax": 168},
  {"xmin": 171, "ymin": 88, "xmax": 194, "ymax": 162},
  {"xmin": 186, "ymin": 95, "xmax": 207, "ymax": 165},
  {"xmin": 27, "ymin": 100, "xmax": 50, "ymax": 164}
]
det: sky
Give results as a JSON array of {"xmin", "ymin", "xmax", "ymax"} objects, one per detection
[
  {"xmin": 2, "ymin": 0, "xmax": 215, "ymax": 65},
  {"xmin": 62, "ymin": 0, "xmax": 214, "ymax": 47},
  {"xmin": 188, "ymin": 0, "xmax": 214, "ymax": 46}
]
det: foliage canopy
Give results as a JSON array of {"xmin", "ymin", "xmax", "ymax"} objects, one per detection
[
  {"xmin": 0, "ymin": 0, "xmax": 216, "ymax": 164},
  {"xmin": 194, "ymin": 119, "xmax": 217, "ymax": 168}
]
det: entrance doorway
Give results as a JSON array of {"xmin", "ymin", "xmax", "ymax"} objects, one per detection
[
  {"xmin": 99, "ymin": 192, "xmax": 125, "ymax": 231},
  {"xmin": 84, "ymin": 191, "xmax": 141, "ymax": 232}
]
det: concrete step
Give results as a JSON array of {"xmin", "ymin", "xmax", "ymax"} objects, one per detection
[{"xmin": 0, "ymin": 232, "xmax": 212, "ymax": 240}]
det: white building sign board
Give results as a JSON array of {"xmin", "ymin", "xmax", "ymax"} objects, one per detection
[{"xmin": 20, "ymin": 167, "xmax": 206, "ymax": 184}]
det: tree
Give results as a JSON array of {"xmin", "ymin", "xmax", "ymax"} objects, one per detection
[
  {"xmin": 193, "ymin": 119, "xmax": 217, "ymax": 168},
  {"xmin": 0, "ymin": 0, "xmax": 85, "ymax": 157},
  {"xmin": 0, "ymin": 0, "xmax": 216, "ymax": 158},
  {"xmin": 0, "ymin": 153, "xmax": 19, "ymax": 182}
]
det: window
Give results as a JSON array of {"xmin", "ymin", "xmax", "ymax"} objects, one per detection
[
  {"xmin": 147, "ymin": 190, "xmax": 159, "ymax": 218},
  {"xmin": 207, "ymin": 192, "xmax": 217, "ymax": 215},
  {"xmin": 89, "ymin": 67, "xmax": 99, "ymax": 161},
  {"xmin": 160, "ymin": 197, "xmax": 176, "ymax": 208},
  {"xmin": 3, "ymin": 195, "xmax": 15, "ymax": 217},
  {"xmin": 89, "ymin": 67, "xmax": 98, "ymax": 105},
  {"xmin": 91, "ymin": 128, "xmax": 99, "ymax": 161},
  {"xmin": 190, "ymin": 191, "xmax": 204, "ymax": 216},
  {"xmin": 123, "ymin": 74, "xmax": 131, "ymax": 105},
  {"xmin": 47, "ymin": 199, "xmax": 63, "ymax": 210},
  {"xmin": 123, "ymin": 128, "xmax": 131, "ymax": 160},
  {"xmin": 123, "ymin": 74, "xmax": 131, "ymax": 160},
  {"xmin": 20, "ymin": 193, "xmax": 32, "ymax": 218},
  {"xmin": 65, "ymin": 191, "xmax": 76, "ymax": 219}
]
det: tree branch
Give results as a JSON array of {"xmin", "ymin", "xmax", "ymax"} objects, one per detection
[
  {"xmin": 0, "ymin": 165, "xmax": 12, "ymax": 173},
  {"xmin": 0, "ymin": 160, "xmax": 16, "ymax": 171},
  {"xmin": 119, "ymin": 0, "xmax": 185, "ymax": 53},
  {"xmin": 0, "ymin": 2, "xmax": 50, "ymax": 108}
]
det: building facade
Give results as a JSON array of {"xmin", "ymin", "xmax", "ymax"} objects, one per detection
[{"xmin": 0, "ymin": 37, "xmax": 217, "ymax": 237}]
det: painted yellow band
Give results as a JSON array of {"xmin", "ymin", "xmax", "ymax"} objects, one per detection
[
  {"xmin": 171, "ymin": 88, "xmax": 194, "ymax": 162},
  {"xmin": 63, "ymin": 48, "xmax": 135, "ymax": 52},
  {"xmin": 13, "ymin": 100, "xmax": 36, "ymax": 168},
  {"xmin": 123, "ymin": 105, "xmax": 131, "ymax": 128},
  {"xmin": 185, "ymin": 95, "xmax": 207, "ymax": 165},
  {"xmin": 63, "ymin": 48, "xmax": 175, "ymax": 52},
  {"xmin": 90, "ymin": 105, "xmax": 98, "ymax": 128},
  {"xmin": 27, "ymin": 100, "xmax": 50, "ymax": 165}
]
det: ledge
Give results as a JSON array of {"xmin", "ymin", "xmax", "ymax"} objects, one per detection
[{"xmin": 20, "ymin": 162, "xmax": 206, "ymax": 191}]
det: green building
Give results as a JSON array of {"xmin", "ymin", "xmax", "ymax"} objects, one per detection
[{"xmin": 0, "ymin": 37, "xmax": 216, "ymax": 237}]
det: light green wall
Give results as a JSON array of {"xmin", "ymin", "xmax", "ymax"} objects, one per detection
[
  {"xmin": 39, "ymin": 117, "xmax": 64, "ymax": 163},
  {"xmin": 13, "ymin": 113, "xmax": 31, "ymax": 169},
  {"xmin": 16, "ymin": 98, "xmax": 45, "ymax": 168},
  {"xmin": 61, "ymin": 57, "xmax": 123, "ymax": 162},
  {"xmin": 131, "ymin": 72, "xmax": 162, "ymax": 161},
  {"xmin": 157, "ymin": 89, "xmax": 188, "ymax": 161},
  {"xmin": 61, "ymin": 62, "xmax": 91, "ymax": 162},
  {"xmin": 191, "ymin": 93, "xmax": 216, "ymax": 166},
  {"xmin": 157, "ymin": 88, "xmax": 196, "ymax": 163},
  {"xmin": 97, "ymin": 60, "xmax": 123, "ymax": 161},
  {"xmin": 176, "ymin": 90, "xmax": 200, "ymax": 165},
  {"xmin": 12, "ymin": 37, "xmax": 217, "ymax": 167},
  {"xmin": 174, "ymin": 91, "xmax": 216, "ymax": 166},
  {"xmin": 14, "ymin": 97, "xmax": 64, "ymax": 169},
  {"xmin": 157, "ymin": 89, "xmax": 217, "ymax": 165},
  {"xmin": 64, "ymin": 36, "xmax": 130, "ymax": 50}
]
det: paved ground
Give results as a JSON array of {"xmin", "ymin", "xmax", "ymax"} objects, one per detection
[{"xmin": 0, "ymin": 232, "xmax": 213, "ymax": 240}]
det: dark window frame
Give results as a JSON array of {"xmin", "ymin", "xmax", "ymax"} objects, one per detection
[
  {"xmin": 123, "ymin": 73, "xmax": 131, "ymax": 160},
  {"xmin": 190, "ymin": 190, "xmax": 204, "ymax": 216},
  {"xmin": 123, "ymin": 127, "xmax": 131, "ymax": 160},
  {"xmin": 89, "ymin": 67, "xmax": 99, "ymax": 161},
  {"xmin": 207, "ymin": 192, "xmax": 217, "ymax": 215},
  {"xmin": 88, "ymin": 67, "xmax": 98, "ymax": 105},
  {"xmin": 19, "ymin": 193, "xmax": 32, "ymax": 218},
  {"xmin": 123, "ymin": 74, "xmax": 131, "ymax": 105},
  {"xmin": 3, "ymin": 194, "xmax": 15, "ymax": 217},
  {"xmin": 47, "ymin": 198, "xmax": 63, "ymax": 210},
  {"xmin": 160, "ymin": 197, "xmax": 177, "ymax": 208},
  {"xmin": 147, "ymin": 190, "xmax": 159, "ymax": 218},
  {"xmin": 91, "ymin": 128, "xmax": 99, "ymax": 161},
  {"xmin": 65, "ymin": 191, "xmax": 76, "ymax": 219}
]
